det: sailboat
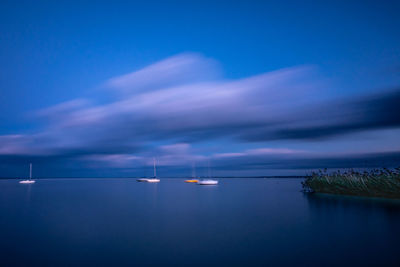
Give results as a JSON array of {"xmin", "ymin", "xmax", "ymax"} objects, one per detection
[
  {"xmin": 137, "ymin": 158, "xmax": 160, "ymax": 183},
  {"xmin": 197, "ymin": 160, "xmax": 218, "ymax": 185},
  {"xmin": 185, "ymin": 162, "xmax": 199, "ymax": 183},
  {"xmin": 197, "ymin": 180, "xmax": 218, "ymax": 185},
  {"xmin": 146, "ymin": 157, "xmax": 160, "ymax": 183},
  {"xmin": 19, "ymin": 163, "xmax": 35, "ymax": 184}
]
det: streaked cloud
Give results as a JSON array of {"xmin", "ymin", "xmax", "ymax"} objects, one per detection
[{"xmin": 0, "ymin": 53, "xmax": 399, "ymax": 176}]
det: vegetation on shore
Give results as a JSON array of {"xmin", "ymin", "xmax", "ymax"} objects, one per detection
[{"xmin": 302, "ymin": 168, "xmax": 400, "ymax": 199}]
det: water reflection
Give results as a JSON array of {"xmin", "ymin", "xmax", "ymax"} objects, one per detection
[
  {"xmin": 1, "ymin": 179, "xmax": 400, "ymax": 266},
  {"xmin": 24, "ymin": 183, "xmax": 33, "ymax": 206},
  {"xmin": 303, "ymin": 193, "xmax": 400, "ymax": 266},
  {"xmin": 306, "ymin": 192, "xmax": 400, "ymax": 219}
]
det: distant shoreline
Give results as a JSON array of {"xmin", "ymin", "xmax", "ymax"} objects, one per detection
[{"xmin": 0, "ymin": 176, "xmax": 308, "ymax": 180}]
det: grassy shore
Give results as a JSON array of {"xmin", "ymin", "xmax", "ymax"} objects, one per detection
[{"xmin": 302, "ymin": 168, "xmax": 400, "ymax": 199}]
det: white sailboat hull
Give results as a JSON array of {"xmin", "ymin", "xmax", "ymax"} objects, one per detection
[
  {"xmin": 197, "ymin": 180, "xmax": 218, "ymax": 185},
  {"xmin": 19, "ymin": 180, "xmax": 35, "ymax": 184},
  {"xmin": 20, "ymin": 163, "xmax": 35, "ymax": 184},
  {"xmin": 146, "ymin": 179, "xmax": 160, "ymax": 183},
  {"xmin": 137, "ymin": 178, "xmax": 160, "ymax": 183},
  {"xmin": 137, "ymin": 158, "xmax": 160, "ymax": 183}
]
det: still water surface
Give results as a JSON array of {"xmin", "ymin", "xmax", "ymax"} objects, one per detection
[{"xmin": 1, "ymin": 178, "xmax": 399, "ymax": 266}]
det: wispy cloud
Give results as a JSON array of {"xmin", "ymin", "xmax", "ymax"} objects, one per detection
[
  {"xmin": 243, "ymin": 88, "xmax": 400, "ymax": 141},
  {"xmin": 106, "ymin": 53, "xmax": 221, "ymax": 94},
  {"xmin": 0, "ymin": 53, "xmax": 399, "ymax": 176}
]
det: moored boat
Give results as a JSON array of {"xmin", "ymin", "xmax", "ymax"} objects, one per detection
[
  {"xmin": 19, "ymin": 180, "xmax": 35, "ymax": 184},
  {"xmin": 137, "ymin": 158, "xmax": 160, "ymax": 183},
  {"xmin": 147, "ymin": 178, "xmax": 160, "ymax": 183},
  {"xmin": 185, "ymin": 179, "xmax": 199, "ymax": 183},
  {"xmin": 185, "ymin": 162, "xmax": 199, "ymax": 183},
  {"xmin": 197, "ymin": 179, "xmax": 218, "ymax": 185},
  {"xmin": 197, "ymin": 160, "xmax": 218, "ymax": 185},
  {"xmin": 19, "ymin": 163, "xmax": 35, "ymax": 184}
]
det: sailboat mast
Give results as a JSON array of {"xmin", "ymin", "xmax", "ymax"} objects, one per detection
[
  {"xmin": 208, "ymin": 160, "xmax": 211, "ymax": 178},
  {"xmin": 153, "ymin": 157, "xmax": 157, "ymax": 177},
  {"xmin": 29, "ymin": 163, "xmax": 32, "ymax": 180},
  {"xmin": 192, "ymin": 162, "xmax": 196, "ymax": 178}
]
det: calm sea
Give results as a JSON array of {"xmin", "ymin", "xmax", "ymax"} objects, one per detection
[{"xmin": 1, "ymin": 178, "xmax": 399, "ymax": 266}]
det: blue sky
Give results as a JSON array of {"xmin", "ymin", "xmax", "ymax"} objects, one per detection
[{"xmin": 0, "ymin": 0, "xmax": 399, "ymax": 177}]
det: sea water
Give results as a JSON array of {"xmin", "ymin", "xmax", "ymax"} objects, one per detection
[{"xmin": 0, "ymin": 178, "xmax": 399, "ymax": 266}]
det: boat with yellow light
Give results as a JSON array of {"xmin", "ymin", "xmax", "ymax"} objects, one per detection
[{"xmin": 185, "ymin": 162, "xmax": 199, "ymax": 183}]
